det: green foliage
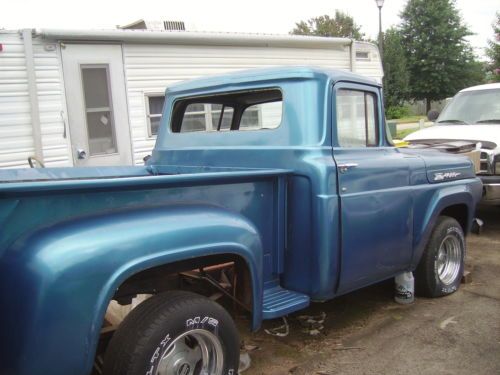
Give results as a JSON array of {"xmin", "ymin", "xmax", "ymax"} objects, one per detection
[
  {"xmin": 400, "ymin": 0, "xmax": 485, "ymax": 110},
  {"xmin": 486, "ymin": 12, "xmax": 500, "ymax": 82},
  {"xmin": 386, "ymin": 105, "xmax": 411, "ymax": 120},
  {"xmin": 382, "ymin": 28, "xmax": 410, "ymax": 108},
  {"xmin": 291, "ymin": 11, "xmax": 365, "ymax": 39}
]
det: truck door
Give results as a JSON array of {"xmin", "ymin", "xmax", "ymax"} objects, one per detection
[{"xmin": 332, "ymin": 83, "xmax": 413, "ymax": 295}]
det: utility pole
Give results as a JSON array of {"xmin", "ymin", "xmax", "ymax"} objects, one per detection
[{"xmin": 375, "ymin": 0, "xmax": 385, "ymax": 61}]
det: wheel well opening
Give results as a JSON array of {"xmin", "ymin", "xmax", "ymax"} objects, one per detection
[
  {"xmin": 440, "ymin": 204, "xmax": 468, "ymax": 233},
  {"xmin": 93, "ymin": 254, "xmax": 253, "ymax": 374}
]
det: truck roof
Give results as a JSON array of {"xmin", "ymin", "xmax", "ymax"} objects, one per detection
[
  {"xmin": 165, "ymin": 66, "xmax": 380, "ymax": 96},
  {"xmin": 460, "ymin": 82, "xmax": 500, "ymax": 92}
]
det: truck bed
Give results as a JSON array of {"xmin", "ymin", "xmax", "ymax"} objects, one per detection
[{"xmin": 0, "ymin": 166, "xmax": 289, "ymax": 280}]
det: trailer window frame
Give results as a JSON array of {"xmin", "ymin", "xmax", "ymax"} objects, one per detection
[{"xmin": 145, "ymin": 93, "xmax": 165, "ymax": 138}]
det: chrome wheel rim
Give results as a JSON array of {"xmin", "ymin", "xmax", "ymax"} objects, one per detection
[
  {"xmin": 155, "ymin": 329, "xmax": 224, "ymax": 375},
  {"xmin": 436, "ymin": 234, "xmax": 462, "ymax": 285}
]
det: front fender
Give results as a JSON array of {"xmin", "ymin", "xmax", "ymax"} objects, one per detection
[
  {"xmin": 410, "ymin": 178, "xmax": 482, "ymax": 269},
  {"xmin": 0, "ymin": 204, "xmax": 264, "ymax": 375}
]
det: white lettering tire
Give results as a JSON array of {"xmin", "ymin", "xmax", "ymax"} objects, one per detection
[{"xmin": 103, "ymin": 291, "xmax": 240, "ymax": 375}]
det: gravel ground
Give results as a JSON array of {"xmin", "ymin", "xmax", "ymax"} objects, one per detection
[{"xmin": 241, "ymin": 206, "xmax": 500, "ymax": 375}]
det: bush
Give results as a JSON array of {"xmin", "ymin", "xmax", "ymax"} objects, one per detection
[{"xmin": 386, "ymin": 105, "xmax": 411, "ymax": 120}]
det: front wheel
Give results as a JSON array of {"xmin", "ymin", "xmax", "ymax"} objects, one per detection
[
  {"xmin": 415, "ymin": 216, "xmax": 465, "ymax": 297},
  {"xmin": 103, "ymin": 291, "xmax": 240, "ymax": 375}
]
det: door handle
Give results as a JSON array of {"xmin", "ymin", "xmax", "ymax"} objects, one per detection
[
  {"xmin": 338, "ymin": 162, "xmax": 358, "ymax": 173},
  {"xmin": 76, "ymin": 149, "xmax": 87, "ymax": 160}
]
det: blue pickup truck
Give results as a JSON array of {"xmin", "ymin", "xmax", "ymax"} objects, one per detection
[{"xmin": 0, "ymin": 67, "xmax": 482, "ymax": 375}]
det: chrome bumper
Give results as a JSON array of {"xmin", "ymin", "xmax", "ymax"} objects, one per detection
[
  {"xmin": 480, "ymin": 175, "xmax": 500, "ymax": 204},
  {"xmin": 483, "ymin": 183, "xmax": 500, "ymax": 204}
]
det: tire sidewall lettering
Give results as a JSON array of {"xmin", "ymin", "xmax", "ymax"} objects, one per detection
[{"xmin": 186, "ymin": 315, "xmax": 219, "ymax": 330}]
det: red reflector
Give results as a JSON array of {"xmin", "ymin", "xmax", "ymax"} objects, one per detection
[{"xmin": 0, "ymin": 44, "xmax": 3, "ymax": 52}]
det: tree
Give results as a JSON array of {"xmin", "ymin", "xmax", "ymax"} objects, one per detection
[
  {"xmin": 382, "ymin": 28, "xmax": 410, "ymax": 109},
  {"xmin": 486, "ymin": 12, "xmax": 500, "ymax": 82},
  {"xmin": 291, "ymin": 11, "xmax": 365, "ymax": 40},
  {"xmin": 400, "ymin": 0, "xmax": 484, "ymax": 112}
]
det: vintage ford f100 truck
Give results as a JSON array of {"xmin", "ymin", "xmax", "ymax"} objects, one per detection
[{"xmin": 0, "ymin": 67, "xmax": 482, "ymax": 375}]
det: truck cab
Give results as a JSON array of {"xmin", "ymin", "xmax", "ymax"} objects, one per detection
[{"xmin": 153, "ymin": 67, "xmax": 480, "ymax": 298}]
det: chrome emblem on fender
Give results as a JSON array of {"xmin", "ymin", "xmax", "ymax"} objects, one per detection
[{"xmin": 434, "ymin": 172, "xmax": 461, "ymax": 181}]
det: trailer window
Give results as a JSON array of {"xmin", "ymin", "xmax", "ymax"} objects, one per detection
[
  {"xmin": 146, "ymin": 95, "xmax": 165, "ymax": 136},
  {"xmin": 336, "ymin": 89, "xmax": 379, "ymax": 147},
  {"xmin": 171, "ymin": 89, "xmax": 282, "ymax": 133}
]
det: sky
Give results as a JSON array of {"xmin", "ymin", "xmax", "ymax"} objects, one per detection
[{"xmin": 2, "ymin": 0, "xmax": 498, "ymax": 59}]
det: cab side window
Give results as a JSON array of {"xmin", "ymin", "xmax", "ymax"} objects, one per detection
[{"xmin": 336, "ymin": 89, "xmax": 379, "ymax": 147}]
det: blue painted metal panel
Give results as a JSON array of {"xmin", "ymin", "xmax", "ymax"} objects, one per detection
[{"xmin": 262, "ymin": 285, "xmax": 310, "ymax": 319}]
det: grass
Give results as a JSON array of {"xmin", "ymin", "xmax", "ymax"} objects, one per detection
[{"xmin": 390, "ymin": 115, "xmax": 427, "ymax": 124}]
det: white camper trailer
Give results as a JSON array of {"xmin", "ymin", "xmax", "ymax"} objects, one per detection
[{"xmin": 0, "ymin": 28, "xmax": 383, "ymax": 168}]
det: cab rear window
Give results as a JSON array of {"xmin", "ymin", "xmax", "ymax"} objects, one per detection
[{"xmin": 171, "ymin": 89, "xmax": 282, "ymax": 133}]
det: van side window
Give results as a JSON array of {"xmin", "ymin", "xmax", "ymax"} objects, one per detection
[{"xmin": 336, "ymin": 89, "xmax": 378, "ymax": 147}]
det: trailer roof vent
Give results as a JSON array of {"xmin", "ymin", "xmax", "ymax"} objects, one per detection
[
  {"xmin": 119, "ymin": 19, "xmax": 186, "ymax": 31},
  {"xmin": 163, "ymin": 21, "xmax": 185, "ymax": 31}
]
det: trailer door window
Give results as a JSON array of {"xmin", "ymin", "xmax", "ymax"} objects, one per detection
[
  {"xmin": 336, "ymin": 89, "xmax": 378, "ymax": 147},
  {"xmin": 81, "ymin": 65, "xmax": 118, "ymax": 155}
]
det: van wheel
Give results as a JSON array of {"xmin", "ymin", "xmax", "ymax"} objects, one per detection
[
  {"xmin": 103, "ymin": 291, "xmax": 240, "ymax": 375},
  {"xmin": 415, "ymin": 216, "xmax": 465, "ymax": 297}
]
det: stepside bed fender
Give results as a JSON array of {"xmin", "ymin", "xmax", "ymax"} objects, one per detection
[
  {"xmin": 410, "ymin": 181, "xmax": 480, "ymax": 269},
  {"xmin": 0, "ymin": 204, "xmax": 264, "ymax": 375}
]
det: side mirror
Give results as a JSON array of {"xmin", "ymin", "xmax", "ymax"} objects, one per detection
[{"xmin": 427, "ymin": 110, "xmax": 440, "ymax": 121}]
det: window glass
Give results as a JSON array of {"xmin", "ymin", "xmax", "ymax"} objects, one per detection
[
  {"xmin": 240, "ymin": 106, "xmax": 260, "ymax": 130},
  {"xmin": 436, "ymin": 89, "xmax": 500, "ymax": 125},
  {"xmin": 146, "ymin": 95, "xmax": 165, "ymax": 136},
  {"xmin": 172, "ymin": 89, "xmax": 282, "ymax": 133},
  {"xmin": 210, "ymin": 105, "xmax": 234, "ymax": 131},
  {"xmin": 81, "ymin": 67, "xmax": 110, "ymax": 108},
  {"xmin": 336, "ymin": 89, "xmax": 379, "ymax": 147},
  {"xmin": 81, "ymin": 66, "xmax": 117, "ymax": 155},
  {"xmin": 180, "ymin": 103, "xmax": 208, "ymax": 132},
  {"xmin": 240, "ymin": 102, "xmax": 282, "ymax": 130},
  {"xmin": 366, "ymin": 94, "xmax": 377, "ymax": 145}
]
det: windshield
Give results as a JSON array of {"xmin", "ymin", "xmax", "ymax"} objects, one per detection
[{"xmin": 437, "ymin": 88, "xmax": 500, "ymax": 125}]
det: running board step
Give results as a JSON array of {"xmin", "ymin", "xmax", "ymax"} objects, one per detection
[{"xmin": 262, "ymin": 286, "xmax": 310, "ymax": 320}]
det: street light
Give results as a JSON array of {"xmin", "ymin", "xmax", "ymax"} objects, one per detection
[{"xmin": 375, "ymin": 0, "xmax": 385, "ymax": 61}]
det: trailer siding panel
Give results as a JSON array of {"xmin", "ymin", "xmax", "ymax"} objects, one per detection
[
  {"xmin": 32, "ymin": 40, "xmax": 72, "ymax": 167},
  {"xmin": 0, "ymin": 32, "xmax": 71, "ymax": 168},
  {"xmin": 0, "ymin": 32, "xmax": 34, "ymax": 168}
]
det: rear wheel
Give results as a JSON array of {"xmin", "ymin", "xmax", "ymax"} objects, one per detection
[
  {"xmin": 103, "ymin": 291, "xmax": 240, "ymax": 375},
  {"xmin": 415, "ymin": 216, "xmax": 465, "ymax": 297}
]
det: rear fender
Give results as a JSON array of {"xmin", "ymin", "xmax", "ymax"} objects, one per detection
[{"xmin": 0, "ymin": 204, "xmax": 264, "ymax": 375}]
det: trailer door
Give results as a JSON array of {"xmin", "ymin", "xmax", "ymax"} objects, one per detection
[{"xmin": 61, "ymin": 44, "xmax": 132, "ymax": 166}]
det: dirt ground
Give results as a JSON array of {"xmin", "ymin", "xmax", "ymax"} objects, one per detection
[{"xmin": 240, "ymin": 206, "xmax": 500, "ymax": 375}]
